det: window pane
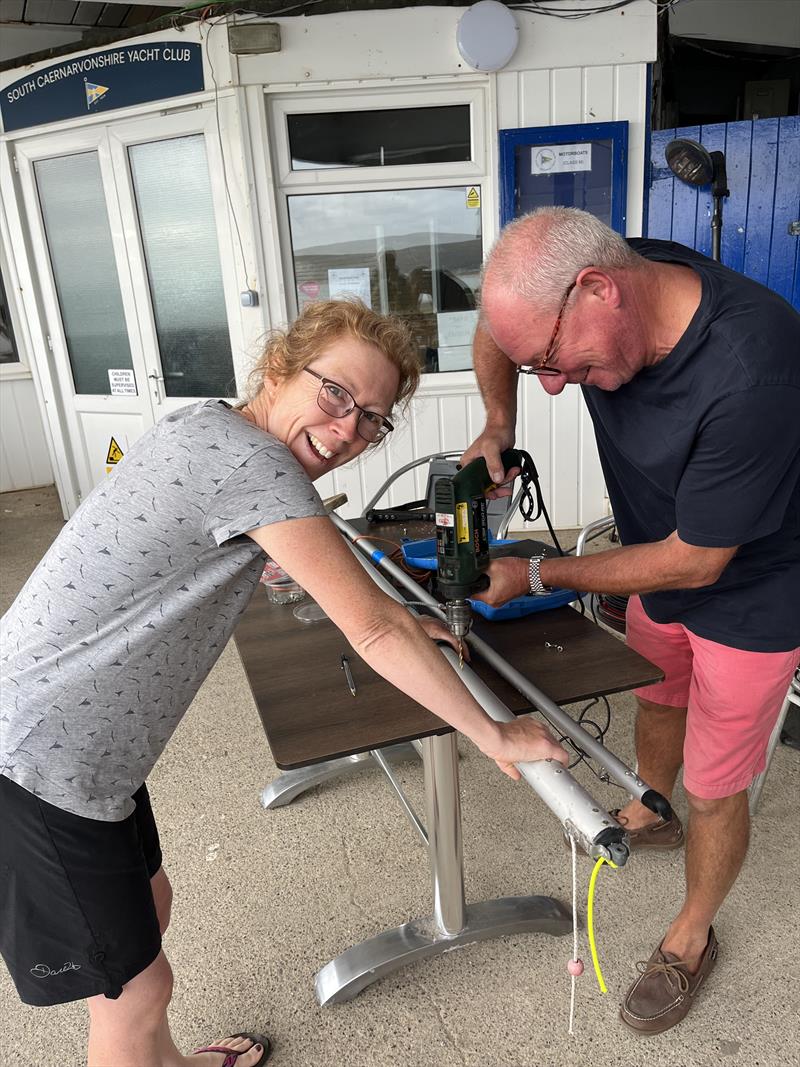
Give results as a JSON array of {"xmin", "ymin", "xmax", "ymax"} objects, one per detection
[
  {"xmin": 288, "ymin": 186, "xmax": 482, "ymax": 373},
  {"xmin": 35, "ymin": 152, "xmax": 133, "ymax": 395},
  {"xmin": 288, "ymin": 106, "xmax": 471, "ymax": 170},
  {"xmin": 128, "ymin": 135, "xmax": 235, "ymax": 398},
  {"xmin": 0, "ymin": 271, "xmax": 20, "ymax": 365}
]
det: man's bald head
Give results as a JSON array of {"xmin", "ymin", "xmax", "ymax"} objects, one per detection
[{"xmin": 482, "ymin": 207, "xmax": 641, "ymax": 312}]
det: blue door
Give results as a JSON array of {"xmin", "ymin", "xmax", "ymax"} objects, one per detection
[{"xmin": 647, "ymin": 117, "xmax": 800, "ymax": 310}]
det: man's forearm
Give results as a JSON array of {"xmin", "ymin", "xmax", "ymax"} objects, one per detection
[
  {"xmin": 492, "ymin": 535, "xmax": 735, "ymax": 602},
  {"xmin": 473, "ymin": 319, "xmax": 517, "ymax": 430}
]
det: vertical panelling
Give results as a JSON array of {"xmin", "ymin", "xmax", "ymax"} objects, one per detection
[
  {"xmin": 495, "ymin": 71, "xmax": 520, "ymax": 131},
  {"xmin": 0, "ymin": 378, "xmax": 54, "ymax": 492},
  {"xmin": 744, "ymin": 119, "xmax": 779, "ymax": 286},
  {"xmin": 578, "ymin": 401, "xmax": 606, "ymax": 527},
  {"xmin": 583, "ymin": 66, "xmax": 614, "ymax": 123},
  {"xmin": 550, "ymin": 68, "xmax": 583, "ymax": 124},
  {"xmin": 615, "ymin": 64, "xmax": 647, "ymax": 234},
  {"xmin": 647, "ymin": 118, "xmax": 798, "ymax": 311},
  {"xmin": 720, "ymin": 121, "xmax": 752, "ymax": 274},
  {"xmin": 438, "ymin": 394, "xmax": 470, "ymax": 452},
  {"xmin": 330, "ymin": 453, "xmax": 364, "ymax": 517},
  {"xmin": 648, "ymin": 129, "xmax": 675, "ymax": 240},
  {"xmin": 696, "ymin": 123, "xmax": 727, "ymax": 260},
  {"xmin": 383, "ymin": 418, "xmax": 418, "ymax": 508},
  {"xmin": 550, "ymin": 388, "xmax": 582, "ymax": 528},
  {"xmin": 361, "ymin": 443, "xmax": 391, "ymax": 513},
  {"xmin": 768, "ymin": 116, "xmax": 799, "ymax": 304},
  {"xmin": 519, "ymin": 70, "xmax": 551, "ymax": 128},
  {"xmin": 670, "ymin": 125, "xmax": 702, "ymax": 249}
]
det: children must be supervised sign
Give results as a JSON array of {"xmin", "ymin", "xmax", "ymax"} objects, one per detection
[{"xmin": 1, "ymin": 43, "xmax": 204, "ymax": 133}]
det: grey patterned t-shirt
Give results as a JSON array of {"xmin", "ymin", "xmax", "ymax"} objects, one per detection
[{"xmin": 0, "ymin": 400, "xmax": 325, "ymax": 820}]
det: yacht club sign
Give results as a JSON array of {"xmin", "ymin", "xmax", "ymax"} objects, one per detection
[{"xmin": 1, "ymin": 42, "xmax": 204, "ymax": 133}]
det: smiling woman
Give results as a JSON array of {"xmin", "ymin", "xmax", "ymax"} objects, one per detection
[
  {"xmin": 0, "ymin": 295, "xmax": 568, "ymax": 1067},
  {"xmin": 238, "ymin": 300, "xmax": 418, "ymax": 478}
]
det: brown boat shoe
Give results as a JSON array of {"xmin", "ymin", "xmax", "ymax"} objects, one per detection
[
  {"xmin": 620, "ymin": 927, "xmax": 719, "ymax": 1035},
  {"xmin": 564, "ymin": 808, "xmax": 684, "ymax": 854}
]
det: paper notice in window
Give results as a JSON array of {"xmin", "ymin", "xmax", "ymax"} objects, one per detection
[
  {"xmin": 532, "ymin": 144, "xmax": 592, "ymax": 174},
  {"xmin": 327, "ymin": 267, "xmax": 372, "ymax": 308},
  {"xmin": 437, "ymin": 310, "xmax": 479, "ymax": 348}
]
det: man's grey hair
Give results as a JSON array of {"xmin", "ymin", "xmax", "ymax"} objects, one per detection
[{"xmin": 483, "ymin": 207, "xmax": 641, "ymax": 309}]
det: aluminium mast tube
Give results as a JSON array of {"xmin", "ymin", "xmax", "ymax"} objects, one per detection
[
  {"xmin": 333, "ymin": 514, "xmax": 672, "ymax": 822},
  {"xmin": 343, "ymin": 537, "xmax": 629, "ymax": 865}
]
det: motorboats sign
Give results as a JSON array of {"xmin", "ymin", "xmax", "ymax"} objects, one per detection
[{"xmin": 1, "ymin": 42, "xmax": 204, "ymax": 133}]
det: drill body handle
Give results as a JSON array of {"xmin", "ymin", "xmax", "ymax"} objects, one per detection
[
  {"xmin": 434, "ymin": 448, "xmax": 523, "ymax": 600},
  {"xmin": 452, "ymin": 448, "xmax": 523, "ymax": 496}
]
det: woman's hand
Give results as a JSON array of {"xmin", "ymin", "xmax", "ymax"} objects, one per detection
[
  {"xmin": 482, "ymin": 717, "xmax": 568, "ymax": 780},
  {"xmin": 416, "ymin": 615, "xmax": 470, "ymax": 662}
]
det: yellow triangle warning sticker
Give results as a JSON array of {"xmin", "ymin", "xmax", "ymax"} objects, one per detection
[
  {"xmin": 106, "ymin": 437, "xmax": 124, "ymax": 465},
  {"xmin": 466, "ymin": 186, "xmax": 480, "ymax": 209}
]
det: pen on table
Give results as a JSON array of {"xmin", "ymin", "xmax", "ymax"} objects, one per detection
[{"xmin": 340, "ymin": 654, "xmax": 357, "ymax": 697}]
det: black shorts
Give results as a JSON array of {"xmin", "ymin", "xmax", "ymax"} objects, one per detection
[{"xmin": 0, "ymin": 775, "xmax": 163, "ymax": 1006}]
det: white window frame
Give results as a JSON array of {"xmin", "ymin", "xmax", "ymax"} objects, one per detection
[
  {"xmin": 269, "ymin": 84, "xmax": 487, "ymax": 188},
  {"xmin": 266, "ymin": 82, "xmax": 493, "ymax": 393}
]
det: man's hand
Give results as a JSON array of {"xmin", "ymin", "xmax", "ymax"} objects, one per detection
[
  {"xmin": 416, "ymin": 615, "xmax": 470, "ymax": 661},
  {"xmin": 482, "ymin": 717, "xmax": 568, "ymax": 780},
  {"xmin": 471, "ymin": 557, "xmax": 529, "ymax": 608},
  {"xmin": 460, "ymin": 426, "xmax": 519, "ymax": 499}
]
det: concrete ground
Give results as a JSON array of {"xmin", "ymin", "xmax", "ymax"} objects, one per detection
[{"xmin": 1, "ymin": 485, "xmax": 798, "ymax": 1067}]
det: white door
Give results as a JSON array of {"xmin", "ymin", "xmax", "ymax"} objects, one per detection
[{"xmin": 15, "ymin": 109, "xmax": 242, "ymax": 507}]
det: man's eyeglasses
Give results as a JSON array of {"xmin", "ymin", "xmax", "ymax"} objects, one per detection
[
  {"xmin": 517, "ymin": 281, "xmax": 576, "ymax": 376},
  {"xmin": 304, "ymin": 367, "xmax": 394, "ymax": 443}
]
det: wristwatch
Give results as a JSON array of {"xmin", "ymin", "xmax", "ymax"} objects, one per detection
[{"xmin": 528, "ymin": 554, "xmax": 552, "ymax": 596}]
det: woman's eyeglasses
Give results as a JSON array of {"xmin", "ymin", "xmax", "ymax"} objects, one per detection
[
  {"xmin": 304, "ymin": 368, "xmax": 394, "ymax": 443},
  {"xmin": 517, "ymin": 281, "xmax": 576, "ymax": 376}
]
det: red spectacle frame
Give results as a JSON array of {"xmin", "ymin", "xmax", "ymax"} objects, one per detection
[{"xmin": 517, "ymin": 281, "xmax": 576, "ymax": 376}]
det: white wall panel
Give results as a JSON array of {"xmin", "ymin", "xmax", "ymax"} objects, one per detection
[
  {"xmin": 519, "ymin": 70, "xmax": 551, "ymax": 128},
  {"xmin": 551, "ymin": 68, "xmax": 583, "ymax": 125},
  {"xmin": 583, "ymin": 66, "xmax": 615, "ymax": 123},
  {"xmin": 0, "ymin": 377, "xmax": 53, "ymax": 492}
]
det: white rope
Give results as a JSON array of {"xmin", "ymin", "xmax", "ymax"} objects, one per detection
[{"xmin": 569, "ymin": 835, "xmax": 578, "ymax": 1035}]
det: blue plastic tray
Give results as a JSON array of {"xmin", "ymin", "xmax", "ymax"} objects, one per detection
[{"xmin": 401, "ymin": 537, "xmax": 578, "ymax": 620}]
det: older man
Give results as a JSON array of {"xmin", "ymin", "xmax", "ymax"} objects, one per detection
[{"xmin": 464, "ymin": 206, "xmax": 800, "ymax": 1035}]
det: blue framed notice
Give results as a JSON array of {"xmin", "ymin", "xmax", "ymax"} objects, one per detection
[
  {"xmin": 499, "ymin": 121, "xmax": 629, "ymax": 234},
  {"xmin": 1, "ymin": 42, "xmax": 204, "ymax": 133}
]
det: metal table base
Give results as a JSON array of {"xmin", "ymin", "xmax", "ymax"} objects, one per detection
[
  {"xmin": 260, "ymin": 743, "xmax": 418, "ymax": 809},
  {"xmin": 265, "ymin": 730, "xmax": 572, "ymax": 1004}
]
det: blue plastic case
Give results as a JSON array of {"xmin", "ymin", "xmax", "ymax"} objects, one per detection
[{"xmin": 401, "ymin": 537, "xmax": 578, "ymax": 620}]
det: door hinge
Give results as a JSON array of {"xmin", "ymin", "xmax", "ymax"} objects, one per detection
[
  {"xmin": 12, "ymin": 155, "xmax": 19, "ymax": 173},
  {"xmin": 46, "ymin": 334, "xmax": 53, "ymax": 351},
  {"xmin": 788, "ymin": 221, "xmax": 800, "ymax": 237}
]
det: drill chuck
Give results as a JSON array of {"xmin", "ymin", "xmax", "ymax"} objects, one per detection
[{"xmin": 445, "ymin": 599, "xmax": 473, "ymax": 640}]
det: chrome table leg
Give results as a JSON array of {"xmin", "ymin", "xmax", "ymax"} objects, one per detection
[{"xmin": 315, "ymin": 732, "xmax": 571, "ymax": 1005}]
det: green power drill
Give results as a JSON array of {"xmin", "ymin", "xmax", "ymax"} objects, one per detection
[{"xmin": 434, "ymin": 449, "xmax": 523, "ymax": 663}]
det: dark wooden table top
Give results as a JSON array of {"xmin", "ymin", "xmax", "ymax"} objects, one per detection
[{"xmin": 235, "ymin": 548, "xmax": 662, "ymax": 769}]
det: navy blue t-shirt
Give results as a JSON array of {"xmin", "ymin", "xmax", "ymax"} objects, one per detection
[{"xmin": 582, "ymin": 238, "xmax": 800, "ymax": 653}]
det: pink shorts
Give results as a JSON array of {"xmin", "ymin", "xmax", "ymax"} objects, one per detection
[{"xmin": 626, "ymin": 596, "xmax": 800, "ymax": 799}]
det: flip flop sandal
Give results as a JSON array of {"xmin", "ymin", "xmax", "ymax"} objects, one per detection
[{"xmin": 192, "ymin": 1032, "xmax": 272, "ymax": 1067}]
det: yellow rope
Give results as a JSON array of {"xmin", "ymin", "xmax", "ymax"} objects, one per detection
[{"xmin": 587, "ymin": 855, "xmax": 618, "ymax": 993}]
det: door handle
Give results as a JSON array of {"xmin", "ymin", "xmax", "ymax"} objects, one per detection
[{"xmin": 148, "ymin": 370, "xmax": 165, "ymax": 404}]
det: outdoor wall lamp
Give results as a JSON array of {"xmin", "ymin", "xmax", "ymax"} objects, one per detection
[{"xmin": 665, "ymin": 138, "xmax": 730, "ymax": 262}]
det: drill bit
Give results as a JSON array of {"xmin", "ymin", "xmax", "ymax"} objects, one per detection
[{"xmin": 458, "ymin": 638, "xmax": 464, "ymax": 670}]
